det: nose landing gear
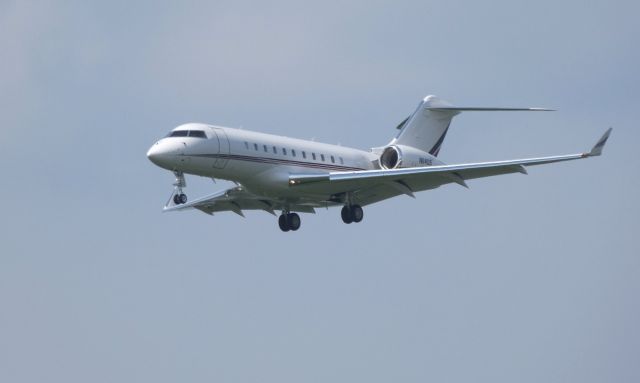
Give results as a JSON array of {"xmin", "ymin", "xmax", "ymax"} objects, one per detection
[
  {"xmin": 171, "ymin": 171, "xmax": 188, "ymax": 205},
  {"xmin": 278, "ymin": 212, "xmax": 301, "ymax": 232}
]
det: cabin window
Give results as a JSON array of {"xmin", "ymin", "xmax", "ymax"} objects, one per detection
[
  {"xmin": 302, "ymin": 151, "xmax": 306, "ymax": 159},
  {"xmin": 244, "ymin": 141, "xmax": 249, "ymax": 149},
  {"xmin": 254, "ymin": 143, "xmax": 259, "ymax": 151},
  {"xmin": 320, "ymin": 154, "xmax": 325, "ymax": 161},
  {"xmin": 312, "ymin": 153, "xmax": 316, "ymax": 160},
  {"xmin": 330, "ymin": 155, "xmax": 335, "ymax": 163},
  {"xmin": 292, "ymin": 149, "xmax": 296, "ymax": 157},
  {"xmin": 272, "ymin": 146, "xmax": 277, "ymax": 154},
  {"xmin": 282, "ymin": 148, "xmax": 287, "ymax": 155},
  {"xmin": 263, "ymin": 145, "xmax": 268, "ymax": 152}
]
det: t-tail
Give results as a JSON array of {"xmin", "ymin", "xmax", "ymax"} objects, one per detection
[{"xmin": 388, "ymin": 95, "xmax": 553, "ymax": 157}]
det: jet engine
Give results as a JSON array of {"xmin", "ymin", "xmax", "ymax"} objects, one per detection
[{"xmin": 378, "ymin": 145, "xmax": 437, "ymax": 169}]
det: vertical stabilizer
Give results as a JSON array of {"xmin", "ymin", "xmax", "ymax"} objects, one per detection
[{"xmin": 389, "ymin": 95, "xmax": 459, "ymax": 156}]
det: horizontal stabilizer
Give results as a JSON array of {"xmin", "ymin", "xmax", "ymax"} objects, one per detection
[{"xmin": 425, "ymin": 107, "xmax": 554, "ymax": 112}]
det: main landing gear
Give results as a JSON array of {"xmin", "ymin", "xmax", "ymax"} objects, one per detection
[
  {"xmin": 341, "ymin": 204, "xmax": 363, "ymax": 224},
  {"xmin": 172, "ymin": 171, "xmax": 188, "ymax": 205},
  {"xmin": 277, "ymin": 205, "xmax": 364, "ymax": 232},
  {"xmin": 278, "ymin": 212, "xmax": 301, "ymax": 232}
]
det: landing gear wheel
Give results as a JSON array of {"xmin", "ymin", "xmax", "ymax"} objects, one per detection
[
  {"xmin": 278, "ymin": 213, "xmax": 301, "ymax": 232},
  {"xmin": 173, "ymin": 193, "xmax": 188, "ymax": 205},
  {"xmin": 278, "ymin": 214, "xmax": 290, "ymax": 232},
  {"xmin": 351, "ymin": 204, "xmax": 363, "ymax": 223},
  {"xmin": 341, "ymin": 206, "xmax": 353, "ymax": 224},
  {"xmin": 341, "ymin": 205, "xmax": 363, "ymax": 224},
  {"xmin": 288, "ymin": 213, "xmax": 301, "ymax": 231}
]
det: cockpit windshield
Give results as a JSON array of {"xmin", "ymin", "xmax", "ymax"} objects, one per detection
[
  {"xmin": 166, "ymin": 130, "xmax": 207, "ymax": 138},
  {"xmin": 188, "ymin": 130, "xmax": 207, "ymax": 138},
  {"xmin": 167, "ymin": 130, "xmax": 188, "ymax": 137}
]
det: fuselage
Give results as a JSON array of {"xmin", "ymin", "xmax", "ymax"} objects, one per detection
[{"xmin": 147, "ymin": 123, "xmax": 382, "ymax": 199}]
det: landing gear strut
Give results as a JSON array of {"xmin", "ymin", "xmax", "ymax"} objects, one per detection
[
  {"xmin": 278, "ymin": 212, "xmax": 301, "ymax": 232},
  {"xmin": 341, "ymin": 204, "xmax": 363, "ymax": 224},
  {"xmin": 172, "ymin": 171, "xmax": 188, "ymax": 205}
]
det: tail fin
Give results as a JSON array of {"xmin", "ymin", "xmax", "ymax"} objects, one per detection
[{"xmin": 389, "ymin": 95, "xmax": 553, "ymax": 157}]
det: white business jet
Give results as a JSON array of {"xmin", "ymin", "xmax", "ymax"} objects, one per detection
[{"xmin": 147, "ymin": 95, "xmax": 611, "ymax": 232}]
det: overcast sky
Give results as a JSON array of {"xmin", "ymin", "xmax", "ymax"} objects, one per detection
[{"xmin": 1, "ymin": 1, "xmax": 639, "ymax": 382}]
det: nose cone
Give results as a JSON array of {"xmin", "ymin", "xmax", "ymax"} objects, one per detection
[
  {"xmin": 146, "ymin": 143, "xmax": 162, "ymax": 164},
  {"xmin": 147, "ymin": 141, "xmax": 176, "ymax": 169}
]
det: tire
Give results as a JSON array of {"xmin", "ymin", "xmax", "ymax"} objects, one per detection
[
  {"xmin": 278, "ymin": 214, "xmax": 290, "ymax": 232},
  {"xmin": 288, "ymin": 213, "xmax": 301, "ymax": 231},
  {"xmin": 352, "ymin": 205, "xmax": 363, "ymax": 223},
  {"xmin": 173, "ymin": 194, "xmax": 181, "ymax": 204},
  {"xmin": 341, "ymin": 206, "xmax": 353, "ymax": 224},
  {"xmin": 179, "ymin": 193, "xmax": 188, "ymax": 204}
]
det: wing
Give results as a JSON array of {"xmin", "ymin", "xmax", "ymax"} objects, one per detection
[
  {"xmin": 289, "ymin": 128, "xmax": 612, "ymax": 206},
  {"xmin": 163, "ymin": 186, "xmax": 319, "ymax": 216},
  {"xmin": 163, "ymin": 186, "xmax": 270, "ymax": 216}
]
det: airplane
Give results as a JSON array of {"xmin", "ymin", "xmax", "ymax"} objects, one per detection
[{"xmin": 147, "ymin": 95, "xmax": 611, "ymax": 232}]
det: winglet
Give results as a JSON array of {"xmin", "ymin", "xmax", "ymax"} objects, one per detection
[{"xmin": 587, "ymin": 128, "xmax": 613, "ymax": 157}]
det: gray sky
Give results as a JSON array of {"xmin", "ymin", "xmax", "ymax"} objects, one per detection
[{"xmin": 1, "ymin": 1, "xmax": 638, "ymax": 382}]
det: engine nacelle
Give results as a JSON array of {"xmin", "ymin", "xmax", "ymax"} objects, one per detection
[{"xmin": 378, "ymin": 145, "xmax": 438, "ymax": 169}]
